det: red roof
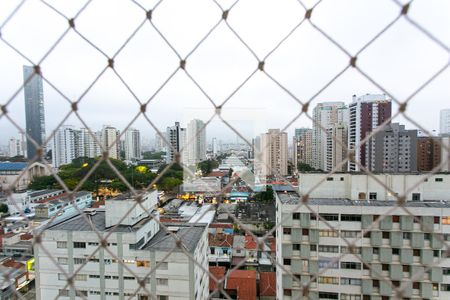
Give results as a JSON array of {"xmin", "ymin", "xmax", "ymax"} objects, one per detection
[
  {"xmin": 2, "ymin": 259, "xmax": 25, "ymax": 270},
  {"xmin": 20, "ymin": 233, "xmax": 33, "ymax": 241},
  {"xmin": 209, "ymin": 266, "xmax": 226, "ymax": 291},
  {"xmin": 259, "ymin": 272, "xmax": 276, "ymax": 296},
  {"xmin": 268, "ymin": 236, "xmax": 276, "ymax": 253},
  {"xmin": 209, "ymin": 233, "xmax": 233, "ymax": 248},
  {"xmin": 225, "ymin": 269, "xmax": 257, "ymax": 300},
  {"xmin": 208, "ymin": 171, "xmax": 227, "ymax": 177},
  {"xmin": 244, "ymin": 234, "xmax": 257, "ymax": 250}
]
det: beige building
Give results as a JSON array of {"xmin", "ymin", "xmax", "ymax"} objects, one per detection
[
  {"xmin": 293, "ymin": 128, "xmax": 312, "ymax": 169},
  {"xmin": 259, "ymin": 129, "xmax": 288, "ymax": 176},
  {"xmin": 0, "ymin": 162, "xmax": 50, "ymax": 192},
  {"xmin": 326, "ymin": 123, "xmax": 348, "ymax": 172},
  {"xmin": 101, "ymin": 125, "xmax": 120, "ymax": 159}
]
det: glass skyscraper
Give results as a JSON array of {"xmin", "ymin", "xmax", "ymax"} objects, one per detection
[{"xmin": 23, "ymin": 65, "xmax": 46, "ymax": 159}]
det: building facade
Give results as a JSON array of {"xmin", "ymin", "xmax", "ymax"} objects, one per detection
[
  {"xmin": 417, "ymin": 136, "xmax": 442, "ymax": 172},
  {"xmin": 35, "ymin": 190, "xmax": 209, "ymax": 300},
  {"xmin": 23, "ymin": 65, "xmax": 46, "ymax": 159},
  {"xmin": 0, "ymin": 162, "xmax": 50, "ymax": 192},
  {"xmin": 326, "ymin": 123, "xmax": 348, "ymax": 172},
  {"xmin": 276, "ymin": 188, "xmax": 450, "ymax": 300},
  {"xmin": 368, "ymin": 123, "xmax": 418, "ymax": 173},
  {"xmin": 440, "ymin": 109, "xmax": 450, "ymax": 135},
  {"xmin": 293, "ymin": 128, "xmax": 313, "ymax": 169},
  {"xmin": 348, "ymin": 94, "xmax": 392, "ymax": 172},
  {"xmin": 166, "ymin": 122, "xmax": 187, "ymax": 163},
  {"xmin": 259, "ymin": 129, "xmax": 288, "ymax": 176},
  {"xmin": 101, "ymin": 126, "xmax": 120, "ymax": 160},
  {"xmin": 52, "ymin": 125, "xmax": 77, "ymax": 168},
  {"xmin": 124, "ymin": 128, "xmax": 141, "ymax": 161},
  {"xmin": 8, "ymin": 136, "xmax": 25, "ymax": 158},
  {"xmin": 312, "ymin": 102, "xmax": 347, "ymax": 171},
  {"xmin": 186, "ymin": 119, "xmax": 206, "ymax": 166}
]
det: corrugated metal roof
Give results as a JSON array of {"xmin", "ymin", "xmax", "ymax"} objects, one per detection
[{"xmin": 0, "ymin": 162, "xmax": 28, "ymax": 171}]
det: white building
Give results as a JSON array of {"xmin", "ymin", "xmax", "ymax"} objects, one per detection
[
  {"xmin": 186, "ymin": 119, "xmax": 206, "ymax": 166},
  {"xmin": 101, "ymin": 125, "xmax": 120, "ymax": 160},
  {"xmin": 8, "ymin": 135, "xmax": 25, "ymax": 158},
  {"xmin": 52, "ymin": 125, "xmax": 77, "ymax": 168},
  {"xmin": 293, "ymin": 128, "xmax": 313, "ymax": 169},
  {"xmin": 124, "ymin": 128, "xmax": 141, "ymax": 161},
  {"xmin": 441, "ymin": 136, "xmax": 450, "ymax": 172},
  {"xmin": 312, "ymin": 102, "xmax": 347, "ymax": 171},
  {"xmin": 440, "ymin": 109, "xmax": 450, "ymax": 135},
  {"xmin": 166, "ymin": 122, "xmax": 187, "ymax": 164},
  {"xmin": 299, "ymin": 173, "xmax": 450, "ymax": 202},
  {"xmin": 81, "ymin": 128, "xmax": 102, "ymax": 158},
  {"xmin": 35, "ymin": 190, "xmax": 209, "ymax": 300},
  {"xmin": 276, "ymin": 185, "xmax": 450, "ymax": 300}
]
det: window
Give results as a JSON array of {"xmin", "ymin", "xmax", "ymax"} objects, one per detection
[
  {"xmin": 442, "ymin": 216, "xmax": 450, "ymax": 225},
  {"xmin": 413, "ymin": 249, "xmax": 421, "ymax": 256},
  {"xmin": 318, "ymin": 276, "xmax": 339, "ymax": 285},
  {"xmin": 434, "ymin": 250, "xmax": 440, "ymax": 257},
  {"xmin": 310, "ymin": 244, "xmax": 317, "ymax": 251},
  {"xmin": 341, "ymin": 278, "xmax": 361, "ymax": 285},
  {"xmin": 341, "ymin": 231, "xmax": 359, "ymax": 238},
  {"xmin": 293, "ymin": 213, "xmax": 300, "ymax": 220},
  {"xmin": 373, "ymin": 280, "xmax": 380, "ymax": 288},
  {"xmin": 302, "ymin": 229, "xmax": 309, "ymax": 236},
  {"xmin": 157, "ymin": 296, "xmax": 168, "ymax": 300},
  {"xmin": 58, "ymin": 289, "xmax": 69, "ymax": 297},
  {"xmin": 326, "ymin": 177, "xmax": 334, "ymax": 181},
  {"xmin": 382, "ymin": 264, "xmax": 389, "ymax": 271},
  {"xmin": 441, "ymin": 284, "xmax": 450, "ymax": 291},
  {"xmin": 412, "ymin": 193, "xmax": 421, "ymax": 201},
  {"xmin": 284, "ymin": 289, "xmax": 292, "ymax": 296},
  {"xmin": 310, "ymin": 213, "xmax": 317, "ymax": 220},
  {"xmin": 76, "ymin": 291, "xmax": 88, "ymax": 297},
  {"xmin": 435, "ymin": 216, "xmax": 441, "ymax": 224},
  {"xmin": 363, "ymin": 231, "xmax": 371, "ymax": 238},
  {"xmin": 340, "ymin": 262, "xmax": 361, "ymax": 270},
  {"xmin": 425, "ymin": 233, "xmax": 431, "ymax": 240},
  {"xmin": 283, "ymin": 228, "xmax": 291, "ymax": 235},
  {"xmin": 319, "ymin": 230, "xmax": 338, "ymax": 237},
  {"xmin": 340, "ymin": 177, "xmax": 344, "ymax": 181},
  {"xmin": 382, "ymin": 232, "xmax": 390, "ymax": 239},
  {"xmin": 373, "ymin": 248, "xmax": 379, "ymax": 255},
  {"xmin": 369, "ymin": 192, "xmax": 377, "ymax": 200},
  {"xmin": 433, "ymin": 283, "xmax": 439, "ymax": 291},
  {"xmin": 341, "ymin": 246, "xmax": 361, "ymax": 254},
  {"xmin": 74, "ymin": 274, "xmax": 87, "ymax": 281},
  {"xmin": 57, "ymin": 257, "xmax": 68, "ymax": 265},
  {"xmin": 88, "ymin": 242, "xmax": 99, "ymax": 246},
  {"xmin": 89, "ymin": 275, "xmax": 100, "ymax": 278},
  {"xmin": 403, "ymin": 232, "xmax": 411, "ymax": 239},
  {"xmin": 443, "ymin": 268, "xmax": 450, "ymax": 275},
  {"xmin": 58, "ymin": 274, "xmax": 66, "ymax": 280},
  {"xmin": 283, "ymin": 259, "xmax": 291, "ymax": 266},
  {"xmin": 393, "ymin": 215, "xmax": 400, "ymax": 222},
  {"xmin": 158, "ymin": 261, "xmax": 169, "ymax": 270},
  {"xmin": 318, "ymin": 245, "xmax": 339, "ymax": 253},
  {"xmin": 403, "ymin": 265, "xmax": 410, "ymax": 272},
  {"xmin": 320, "ymin": 213, "xmax": 339, "ymax": 221},
  {"xmin": 341, "ymin": 294, "xmax": 361, "ymax": 300},
  {"xmin": 157, "ymin": 278, "xmax": 168, "ymax": 286},
  {"xmin": 57, "ymin": 241, "xmax": 67, "ymax": 248},
  {"xmin": 435, "ymin": 178, "xmax": 443, "ymax": 182},
  {"xmin": 293, "ymin": 244, "xmax": 300, "ymax": 251},
  {"xmin": 318, "ymin": 292, "xmax": 338, "ymax": 299},
  {"xmin": 318, "ymin": 259, "xmax": 338, "ymax": 269},
  {"xmin": 414, "ymin": 216, "xmax": 421, "ymax": 223},
  {"xmin": 137, "ymin": 260, "xmax": 150, "ymax": 267},
  {"xmin": 392, "ymin": 248, "xmax": 400, "ymax": 255},
  {"xmin": 341, "ymin": 214, "xmax": 362, "ymax": 222},
  {"xmin": 73, "ymin": 242, "xmax": 86, "ymax": 248},
  {"xmin": 73, "ymin": 258, "xmax": 86, "ymax": 264}
]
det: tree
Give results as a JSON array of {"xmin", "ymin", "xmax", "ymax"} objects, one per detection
[
  {"xmin": 29, "ymin": 175, "xmax": 57, "ymax": 190},
  {"xmin": 142, "ymin": 151, "xmax": 165, "ymax": 159},
  {"xmin": 254, "ymin": 185, "xmax": 274, "ymax": 202},
  {"xmin": 298, "ymin": 163, "xmax": 315, "ymax": 172},
  {"xmin": 197, "ymin": 159, "xmax": 219, "ymax": 175},
  {"xmin": 0, "ymin": 203, "xmax": 8, "ymax": 214}
]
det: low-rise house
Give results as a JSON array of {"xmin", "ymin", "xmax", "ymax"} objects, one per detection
[
  {"xmin": 225, "ymin": 269, "xmax": 257, "ymax": 300},
  {"xmin": 0, "ymin": 162, "xmax": 50, "ymax": 192},
  {"xmin": 259, "ymin": 272, "xmax": 276, "ymax": 300},
  {"xmin": 209, "ymin": 233, "xmax": 233, "ymax": 266}
]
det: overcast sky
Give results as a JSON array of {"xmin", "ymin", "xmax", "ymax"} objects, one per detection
[{"xmin": 0, "ymin": 0, "xmax": 449, "ymax": 147}]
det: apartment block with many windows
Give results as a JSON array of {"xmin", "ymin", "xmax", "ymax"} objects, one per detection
[
  {"xmin": 276, "ymin": 179, "xmax": 450, "ymax": 300},
  {"xmin": 34, "ymin": 190, "xmax": 209, "ymax": 300}
]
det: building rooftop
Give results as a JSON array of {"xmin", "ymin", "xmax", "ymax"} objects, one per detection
[
  {"xmin": 28, "ymin": 189, "xmax": 63, "ymax": 198},
  {"xmin": 259, "ymin": 272, "xmax": 276, "ymax": 297},
  {"xmin": 209, "ymin": 266, "xmax": 226, "ymax": 292},
  {"xmin": 35, "ymin": 191, "xmax": 91, "ymax": 208},
  {"xmin": 208, "ymin": 233, "xmax": 233, "ymax": 248},
  {"xmin": 47, "ymin": 210, "xmax": 151, "ymax": 233},
  {"xmin": 0, "ymin": 162, "xmax": 28, "ymax": 171},
  {"xmin": 143, "ymin": 224, "xmax": 206, "ymax": 253},
  {"xmin": 277, "ymin": 191, "xmax": 450, "ymax": 207},
  {"xmin": 225, "ymin": 269, "xmax": 257, "ymax": 300}
]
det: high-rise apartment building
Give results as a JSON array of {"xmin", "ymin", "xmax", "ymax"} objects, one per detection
[
  {"xmin": 277, "ymin": 173, "xmax": 450, "ymax": 300},
  {"xmin": 165, "ymin": 122, "xmax": 186, "ymax": 163},
  {"xmin": 23, "ymin": 66, "xmax": 46, "ymax": 159},
  {"xmin": 186, "ymin": 119, "xmax": 206, "ymax": 166},
  {"xmin": 34, "ymin": 190, "xmax": 209, "ymax": 300},
  {"xmin": 440, "ymin": 109, "xmax": 450, "ymax": 135},
  {"xmin": 124, "ymin": 128, "xmax": 141, "ymax": 161},
  {"xmin": 8, "ymin": 136, "xmax": 25, "ymax": 158},
  {"xmin": 212, "ymin": 137, "xmax": 219, "ymax": 156},
  {"xmin": 417, "ymin": 136, "xmax": 442, "ymax": 172},
  {"xmin": 101, "ymin": 126, "xmax": 120, "ymax": 160},
  {"xmin": 368, "ymin": 123, "xmax": 417, "ymax": 173},
  {"xmin": 348, "ymin": 94, "xmax": 392, "ymax": 172},
  {"xmin": 81, "ymin": 128, "xmax": 102, "ymax": 158},
  {"xmin": 52, "ymin": 126, "xmax": 77, "ymax": 168},
  {"xmin": 326, "ymin": 123, "xmax": 348, "ymax": 172},
  {"xmin": 293, "ymin": 128, "xmax": 313, "ymax": 169},
  {"xmin": 312, "ymin": 102, "xmax": 347, "ymax": 171},
  {"xmin": 441, "ymin": 135, "xmax": 450, "ymax": 172},
  {"xmin": 259, "ymin": 129, "xmax": 288, "ymax": 176}
]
